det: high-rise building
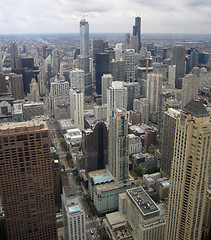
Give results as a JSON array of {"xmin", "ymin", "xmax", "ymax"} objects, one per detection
[
  {"xmin": 82, "ymin": 121, "xmax": 108, "ymax": 174},
  {"xmin": 133, "ymin": 17, "xmax": 141, "ymax": 51},
  {"xmin": 91, "ymin": 38, "xmax": 108, "ymax": 61},
  {"xmin": 0, "ymin": 120, "xmax": 58, "ymax": 240},
  {"xmin": 114, "ymin": 43, "xmax": 123, "ymax": 61},
  {"xmin": 124, "ymin": 49, "xmax": 135, "ymax": 82},
  {"xmin": 133, "ymin": 98, "xmax": 149, "ymax": 124},
  {"xmin": 29, "ymin": 78, "xmax": 40, "ymax": 102},
  {"xmin": 102, "ymin": 74, "xmax": 113, "ymax": 104},
  {"xmin": 80, "ymin": 18, "xmax": 89, "ymax": 56},
  {"xmin": 0, "ymin": 73, "xmax": 7, "ymax": 94},
  {"xmin": 70, "ymin": 88, "xmax": 84, "ymax": 130},
  {"xmin": 123, "ymin": 82, "xmax": 140, "ymax": 111},
  {"xmin": 69, "ymin": 68, "xmax": 85, "ymax": 93},
  {"xmin": 9, "ymin": 41, "xmax": 20, "ymax": 70},
  {"xmin": 107, "ymin": 81, "xmax": 127, "ymax": 124},
  {"xmin": 95, "ymin": 53, "xmax": 109, "ymax": 94},
  {"xmin": 10, "ymin": 73, "xmax": 24, "ymax": 100},
  {"xmin": 108, "ymin": 109, "xmax": 129, "ymax": 182},
  {"xmin": 110, "ymin": 59, "xmax": 125, "ymax": 82},
  {"xmin": 146, "ymin": 73, "xmax": 162, "ymax": 123},
  {"xmin": 181, "ymin": 74, "xmax": 199, "ymax": 108},
  {"xmin": 62, "ymin": 188, "xmax": 86, "ymax": 240},
  {"xmin": 165, "ymin": 99, "xmax": 211, "ymax": 240},
  {"xmin": 172, "ymin": 45, "xmax": 186, "ymax": 89},
  {"xmin": 168, "ymin": 65, "xmax": 176, "ymax": 88},
  {"xmin": 161, "ymin": 108, "xmax": 181, "ymax": 177}
]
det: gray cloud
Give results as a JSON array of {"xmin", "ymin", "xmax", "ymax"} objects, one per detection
[{"xmin": 0, "ymin": 0, "xmax": 210, "ymax": 34}]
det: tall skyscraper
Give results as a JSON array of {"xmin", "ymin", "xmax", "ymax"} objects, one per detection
[
  {"xmin": 161, "ymin": 108, "xmax": 181, "ymax": 177},
  {"xmin": 181, "ymin": 74, "xmax": 199, "ymax": 108},
  {"xmin": 165, "ymin": 99, "xmax": 211, "ymax": 240},
  {"xmin": 69, "ymin": 68, "xmax": 85, "ymax": 93},
  {"xmin": 124, "ymin": 49, "xmax": 135, "ymax": 82},
  {"xmin": 108, "ymin": 109, "xmax": 129, "ymax": 182},
  {"xmin": 70, "ymin": 88, "xmax": 84, "ymax": 130},
  {"xmin": 133, "ymin": 17, "xmax": 141, "ymax": 51},
  {"xmin": 79, "ymin": 18, "xmax": 92, "ymax": 96},
  {"xmin": 0, "ymin": 121, "xmax": 58, "ymax": 240},
  {"xmin": 102, "ymin": 74, "xmax": 113, "ymax": 104},
  {"xmin": 168, "ymin": 65, "xmax": 176, "ymax": 88},
  {"xmin": 95, "ymin": 53, "xmax": 109, "ymax": 94},
  {"xmin": 107, "ymin": 81, "xmax": 127, "ymax": 124},
  {"xmin": 10, "ymin": 73, "xmax": 24, "ymax": 100},
  {"xmin": 9, "ymin": 40, "xmax": 20, "ymax": 70},
  {"xmin": 110, "ymin": 59, "xmax": 125, "ymax": 82},
  {"xmin": 146, "ymin": 73, "xmax": 162, "ymax": 123},
  {"xmin": 172, "ymin": 45, "xmax": 186, "ymax": 89},
  {"xmin": 80, "ymin": 18, "xmax": 89, "ymax": 56}
]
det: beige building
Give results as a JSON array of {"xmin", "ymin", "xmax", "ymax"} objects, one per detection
[
  {"xmin": 181, "ymin": 74, "xmax": 199, "ymax": 108},
  {"xmin": 165, "ymin": 99, "xmax": 211, "ymax": 240},
  {"xmin": 0, "ymin": 120, "xmax": 57, "ymax": 240},
  {"xmin": 104, "ymin": 186, "xmax": 166, "ymax": 240}
]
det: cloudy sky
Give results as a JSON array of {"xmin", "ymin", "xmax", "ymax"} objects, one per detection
[{"xmin": 0, "ymin": 0, "xmax": 210, "ymax": 34}]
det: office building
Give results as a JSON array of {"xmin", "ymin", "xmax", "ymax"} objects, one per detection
[
  {"xmin": 0, "ymin": 120, "xmax": 58, "ymax": 240},
  {"xmin": 104, "ymin": 186, "xmax": 166, "ymax": 240},
  {"xmin": 146, "ymin": 73, "xmax": 162, "ymax": 123},
  {"xmin": 133, "ymin": 98, "xmax": 149, "ymax": 124},
  {"xmin": 95, "ymin": 53, "xmax": 109, "ymax": 94},
  {"xmin": 29, "ymin": 78, "xmax": 40, "ymax": 102},
  {"xmin": 0, "ymin": 73, "xmax": 7, "ymax": 94},
  {"xmin": 123, "ymin": 82, "xmax": 140, "ymax": 110},
  {"xmin": 10, "ymin": 73, "xmax": 24, "ymax": 100},
  {"xmin": 69, "ymin": 88, "xmax": 84, "ymax": 130},
  {"xmin": 62, "ymin": 188, "xmax": 86, "ymax": 240},
  {"xmin": 172, "ymin": 45, "xmax": 186, "ymax": 89},
  {"xmin": 110, "ymin": 59, "xmax": 125, "ymax": 82},
  {"xmin": 108, "ymin": 109, "xmax": 129, "ymax": 181},
  {"xmin": 69, "ymin": 68, "xmax": 85, "ymax": 93},
  {"xmin": 82, "ymin": 120, "xmax": 108, "ymax": 174},
  {"xmin": 78, "ymin": 55, "xmax": 92, "ymax": 96},
  {"xmin": 107, "ymin": 82, "xmax": 127, "ymax": 124},
  {"xmin": 9, "ymin": 40, "xmax": 20, "ymax": 70},
  {"xmin": 92, "ymin": 38, "xmax": 108, "ymax": 60},
  {"xmin": 80, "ymin": 18, "xmax": 89, "ymax": 56},
  {"xmin": 165, "ymin": 99, "xmax": 211, "ymax": 240},
  {"xmin": 133, "ymin": 17, "xmax": 141, "ymax": 51},
  {"xmin": 124, "ymin": 49, "xmax": 135, "ymax": 82},
  {"xmin": 161, "ymin": 108, "xmax": 181, "ymax": 177},
  {"xmin": 181, "ymin": 74, "xmax": 199, "ymax": 108},
  {"xmin": 102, "ymin": 74, "xmax": 113, "ymax": 104},
  {"xmin": 114, "ymin": 43, "xmax": 123, "ymax": 61},
  {"xmin": 88, "ymin": 169, "xmax": 135, "ymax": 214},
  {"xmin": 168, "ymin": 65, "xmax": 176, "ymax": 88}
]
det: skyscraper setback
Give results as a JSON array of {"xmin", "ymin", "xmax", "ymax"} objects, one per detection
[
  {"xmin": 165, "ymin": 100, "xmax": 211, "ymax": 240},
  {"xmin": 0, "ymin": 121, "xmax": 57, "ymax": 240}
]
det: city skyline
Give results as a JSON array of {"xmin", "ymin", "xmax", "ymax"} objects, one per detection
[{"xmin": 0, "ymin": 0, "xmax": 211, "ymax": 35}]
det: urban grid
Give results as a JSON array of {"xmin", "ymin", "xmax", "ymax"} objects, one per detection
[{"xmin": 0, "ymin": 7, "xmax": 211, "ymax": 240}]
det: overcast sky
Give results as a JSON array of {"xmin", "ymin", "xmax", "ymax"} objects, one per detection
[{"xmin": 0, "ymin": 0, "xmax": 210, "ymax": 35}]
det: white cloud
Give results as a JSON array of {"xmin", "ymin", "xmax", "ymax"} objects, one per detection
[{"xmin": 0, "ymin": 0, "xmax": 210, "ymax": 34}]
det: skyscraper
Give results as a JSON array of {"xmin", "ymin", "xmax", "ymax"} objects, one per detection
[
  {"xmin": 172, "ymin": 45, "xmax": 186, "ymax": 89},
  {"xmin": 69, "ymin": 68, "xmax": 85, "ymax": 93},
  {"xmin": 107, "ymin": 81, "xmax": 128, "ymax": 124},
  {"xmin": 80, "ymin": 18, "xmax": 89, "ymax": 56},
  {"xmin": 124, "ymin": 49, "xmax": 135, "ymax": 82},
  {"xmin": 181, "ymin": 74, "xmax": 199, "ymax": 108},
  {"xmin": 0, "ymin": 120, "xmax": 58, "ymax": 240},
  {"xmin": 9, "ymin": 40, "xmax": 20, "ymax": 70},
  {"xmin": 10, "ymin": 73, "xmax": 24, "ymax": 100},
  {"xmin": 95, "ymin": 53, "xmax": 109, "ymax": 94},
  {"xmin": 133, "ymin": 17, "xmax": 141, "ymax": 51},
  {"xmin": 102, "ymin": 74, "xmax": 113, "ymax": 104},
  {"xmin": 165, "ymin": 99, "xmax": 211, "ymax": 240},
  {"xmin": 108, "ymin": 109, "xmax": 129, "ymax": 182},
  {"xmin": 146, "ymin": 73, "xmax": 162, "ymax": 123},
  {"xmin": 69, "ymin": 88, "xmax": 84, "ymax": 130}
]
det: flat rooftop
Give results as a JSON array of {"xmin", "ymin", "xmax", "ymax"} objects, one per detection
[{"xmin": 127, "ymin": 186, "xmax": 159, "ymax": 217}]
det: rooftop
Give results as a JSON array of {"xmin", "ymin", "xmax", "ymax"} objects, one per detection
[
  {"xmin": 127, "ymin": 186, "xmax": 159, "ymax": 217},
  {"xmin": 183, "ymin": 99, "xmax": 210, "ymax": 118}
]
